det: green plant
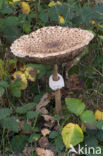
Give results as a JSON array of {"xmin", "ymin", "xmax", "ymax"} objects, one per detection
[{"xmin": 62, "ymin": 97, "xmax": 103, "ymax": 153}]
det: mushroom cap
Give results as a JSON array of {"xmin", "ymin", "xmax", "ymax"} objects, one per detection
[{"xmin": 10, "ymin": 26, "xmax": 94, "ymax": 64}]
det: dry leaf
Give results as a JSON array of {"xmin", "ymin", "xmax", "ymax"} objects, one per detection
[
  {"xmin": 42, "ymin": 115, "xmax": 54, "ymax": 122},
  {"xmin": 19, "ymin": 120, "xmax": 32, "ymax": 134},
  {"xmin": 36, "ymin": 148, "xmax": 54, "ymax": 156},
  {"xmin": 38, "ymin": 136, "xmax": 49, "ymax": 148},
  {"xmin": 41, "ymin": 128, "xmax": 51, "ymax": 137},
  {"xmin": 36, "ymin": 93, "xmax": 50, "ymax": 110},
  {"xmin": 23, "ymin": 146, "xmax": 34, "ymax": 155},
  {"xmin": 44, "ymin": 121, "xmax": 55, "ymax": 129},
  {"xmin": 40, "ymin": 107, "xmax": 48, "ymax": 115}
]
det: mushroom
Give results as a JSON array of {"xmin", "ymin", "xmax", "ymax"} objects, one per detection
[{"xmin": 10, "ymin": 26, "xmax": 94, "ymax": 115}]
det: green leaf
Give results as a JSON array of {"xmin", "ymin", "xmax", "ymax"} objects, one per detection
[
  {"xmin": 0, "ymin": 108, "xmax": 12, "ymax": 120},
  {"xmin": 49, "ymin": 131, "xmax": 58, "ymax": 139},
  {"xmin": 29, "ymin": 133, "xmax": 40, "ymax": 142},
  {"xmin": 10, "ymin": 86, "xmax": 21, "ymax": 97},
  {"xmin": 0, "ymin": 87, "xmax": 5, "ymax": 96},
  {"xmin": 55, "ymin": 135, "xmax": 64, "ymax": 151},
  {"xmin": 62, "ymin": 123, "xmax": 84, "ymax": 149},
  {"xmin": 26, "ymin": 111, "xmax": 38, "ymax": 119},
  {"xmin": 96, "ymin": 121, "xmax": 103, "ymax": 129},
  {"xmin": 96, "ymin": 130, "xmax": 103, "ymax": 142},
  {"xmin": 39, "ymin": 10, "xmax": 48, "ymax": 23},
  {"xmin": 80, "ymin": 110, "xmax": 96, "ymax": 124},
  {"xmin": 4, "ymin": 16, "xmax": 19, "ymax": 26},
  {"xmin": 0, "ymin": 0, "xmax": 3, "ymax": 10},
  {"xmin": 65, "ymin": 98, "xmax": 85, "ymax": 116},
  {"xmin": 16, "ymin": 102, "xmax": 36, "ymax": 114},
  {"xmin": 23, "ymin": 123, "xmax": 32, "ymax": 132},
  {"xmin": 23, "ymin": 23, "xmax": 31, "ymax": 33},
  {"xmin": 85, "ymin": 136, "xmax": 98, "ymax": 147},
  {"xmin": 1, "ymin": 5, "xmax": 13, "ymax": 14},
  {"xmin": 0, "ymin": 80, "xmax": 9, "ymax": 88},
  {"xmin": 11, "ymin": 135, "xmax": 28, "ymax": 152},
  {"xmin": 0, "ymin": 117, "xmax": 19, "ymax": 132}
]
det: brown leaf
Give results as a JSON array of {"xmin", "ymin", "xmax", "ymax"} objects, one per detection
[
  {"xmin": 23, "ymin": 146, "xmax": 34, "ymax": 155},
  {"xmin": 40, "ymin": 107, "xmax": 48, "ymax": 115},
  {"xmin": 19, "ymin": 120, "xmax": 32, "ymax": 134},
  {"xmin": 41, "ymin": 128, "xmax": 51, "ymax": 137},
  {"xmin": 42, "ymin": 115, "xmax": 54, "ymax": 121},
  {"xmin": 42, "ymin": 115, "xmax": 55, "ymax": 129},
  {"xmin": 44, "ymin": 121, "xmax": 55, "ymax": 129},
  {"xmin": 38, "ymin": 136, "xmax": 49, "ymax": 148},
  {"xmin": 36, "ymin": 93, "xmax": 50, "ymax": 110},
  {"xmin": 36, "ymin": 148, "xmax": 54, "ymax": 156}
]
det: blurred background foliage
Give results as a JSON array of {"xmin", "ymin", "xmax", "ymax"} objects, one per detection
[{"xmin": 0, "ymin": 0, "xmax": 103, "ymax": 44}]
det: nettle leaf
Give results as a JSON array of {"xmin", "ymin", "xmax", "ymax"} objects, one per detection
[
  {"xmin": 11, "ymin": 135, "xmax": 28, "ymax": 152},
  {"xmin": 80, "ymin": 110, "xmax": 96, "ymax": 124},
  {"xmin": 55, "ymin": 135, "xmax": 64, "ymax": 151},
  {"xmin": 10, "ymin": 86, "xmax": 21, "ymax": 97},
  {"xmin": 16, "ymin": 102, "xmax": 36, "ymax": 114},
  {"xmin": 23, "ymin": 123, "xmax": 32, "ymax": 132},
  {"xmin": 39, "ymin": 10, "xmax": 48, "ymax": 23},
  {"xmin": 29, "ymin": 133, "xmax": 40, "ymax": 142},
  {"xmin": 0, "ymin": 87, "xmax": 5, "ymax": 96},
  {"xmin": 4, "ymin": 16, "xmax": 19, "ymax": 26},
  {"xmin": 62, "ymin": 123, "xmax": 84, "ymax": 149},
  {"xmin": 65, "ymin": 98, "xmax": 85, "ymax": 116},
  {"xmin": 3, "ymin": 26, "xmax": 21, "ymax": 43},
  {"xmin": 0, "ymin": 80, "xmax": 9, "ymax": 88},
  {"xmin": 49, "ymin": 131, "xmax": 58, "ymax": 139},
  {"xmin": 0, "ymin": 117, "xmax": 19, "ymax": 132},
  {"xmin": 26, "ymin": 111, "xmax": 38, "ymax": 119},
  {"xmin": 1, "ymin": 4, "xmax": 13, "ymax": 14},
  {"xmin": 0, "ymin": 108, "xmax": 12, "ymax": 120}
]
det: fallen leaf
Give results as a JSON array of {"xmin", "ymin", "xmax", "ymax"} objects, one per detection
[
  {"xmin": 40, "ymin": 107, "xmax": 48, "ymax": 115},
  {"xmin": 36, "ymin": 93, "xmax": 50, "ymax": 110},
  {"xmin": 38, "ymin": 136, "xmax": 49, "ymax": 148},
  {"xmin": 23, "ymin": 146, "xmax": 34, "ymax": 155},
  {"xmin": 41, "ymin": 128, "xmax": 51, "ymax": 137},
  {"xmin": 41, "ymin": 115, "xmax": 54, "ymax": 122},
  {"xmin": 36, "ymin": 148, "xmax": 54, "ymax": 156}
]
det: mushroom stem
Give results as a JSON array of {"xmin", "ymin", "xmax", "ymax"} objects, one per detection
[{"xmin": 53, "ymin": 64, "xmax": 62, "ymax": 115}]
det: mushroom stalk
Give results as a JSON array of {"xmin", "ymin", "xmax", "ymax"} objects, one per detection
[{"xmin": 53, "ymin": 64, "xmax": 62, "ymax": 115}]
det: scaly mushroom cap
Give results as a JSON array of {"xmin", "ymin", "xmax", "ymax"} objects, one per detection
[{"xmin": 10, "ymin": 26, "xmax": 94, "ymax": 64}]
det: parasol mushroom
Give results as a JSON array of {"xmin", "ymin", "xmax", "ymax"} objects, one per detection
[{"xmin": 10, "ymin": 26, "xmax": 94, "ymax": 115}]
